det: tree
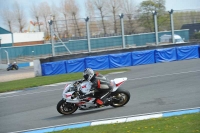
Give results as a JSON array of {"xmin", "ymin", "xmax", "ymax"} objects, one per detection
[
  {"xmin": 65, "ymin": 0, "xmax": 81, "ymax": 37},
  {"xmin": 51, "ymin": 2, "xmax": 61, "ymax": 37},
  {"xmin": 30, "ymin": 3, "xmax": 41, "ymax": 32},
  {"xmin": 85, "ymin": 0, "xmax": 100, "ymax": 36},
  {"xmin": 39, "ymin": 2, "xmax": 51, "ymax": 35},
  {"xmin": 173, "ymin": 11, "xmax": 200, "ymax": 30},
  {"xmin": 107, "ymin": 0, "xmax": 123, "ymax": 33},
  {"xmin": 93, "ymin": 0, "xmax": 108, "ymax": 35},
  {"xmin": 138, "ymin": 0, "xmax": 167, "ymax": 32},
  {"xmin": 60, "ymin": 0, "xmax": 70, "ymax": 37},
  {"xmin": 0, "ymin": 6, "xmax": 14, "ymax": 32},
  {"xmin": 122, "ymin": 0, "xmax": 138, "ymax": 34},
  {"xmin": 85, "ymin": 0, "xmax": 95, "ymax": 19},
  {"xmin": 13, "ymin": 1, "xmax": 26, "ymax": 32}
]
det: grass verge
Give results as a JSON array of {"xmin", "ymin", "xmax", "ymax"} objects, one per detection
[
  {"xmin": 52, "ymin": 113, "xmax": 200, "ymax": 133},
  {"xmin": 0, "ymin": 68, "xmax": 129, "ymax": 93}
]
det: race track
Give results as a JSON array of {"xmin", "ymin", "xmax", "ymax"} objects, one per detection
[
  {"xmin": 0, "ymin": 59, "xmax": 200, "ymax": 133},
  {"xmin": 0, "ymin": 67, "xmax": 34, "ymax": 82}
]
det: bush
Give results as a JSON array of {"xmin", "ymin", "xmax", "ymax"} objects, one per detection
[{"xmin": 194, "ymin": 32, "xmax": 200, "ymax": 39}]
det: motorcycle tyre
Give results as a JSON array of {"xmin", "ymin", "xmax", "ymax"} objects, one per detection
[
  {"xmin": 110, "ymin": 87, "xmax": 130, "ymax": 107},
  {"xmin": 15, "ymin": 66, "xmax": 19, "ymax": 70},
  {"xmin": 57, "ymin": 99, "xmax": 78, "ymax": 115}
]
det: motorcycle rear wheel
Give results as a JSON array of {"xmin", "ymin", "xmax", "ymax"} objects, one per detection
[
  {"xmin": 110, "ymin": 88, "xmax": 130, "ymax": 107},
  {"xmin": 57, "ymin": 99, "xmax": 78, "ymax": 115}
]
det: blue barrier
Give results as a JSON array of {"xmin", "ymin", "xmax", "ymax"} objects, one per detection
[
  {"xmin": 85, "ymin": 55, "xmax": 109, "ymax": 70},
  {"xmin": 18, "ymin": 62, "xmax": 30, "ymax": 68},
  {"xmin": 132, "ymin": 50, "xmax": 155, "ymax": 65},
  {"xmin": 41, "ymin": 44, "xmax": 200, "ymax": 76},
  {"xmin": 109, "ymin": 52, "xmax": 132, "ymax": 68},
  {"xmin": 65, "ymin": 58, "xmax": 85, "ymax": 73},
  {"xmin": 42, "ymin": 61, "xmax": 66, "ymax": 76},
  {"xmin": 155, "ymin": 47, "xmax": 177, "ymax": 63},
  {"xmin": 176, "ymin": 45, "xmax": 199, "ymax": 60}
]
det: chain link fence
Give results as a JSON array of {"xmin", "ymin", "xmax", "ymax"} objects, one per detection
[{"xmin": 1, "ymin": 9, "xmax": 200, "ymax": 63}]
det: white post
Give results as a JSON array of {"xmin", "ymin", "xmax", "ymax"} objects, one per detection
[
  {"xmin": 119, "ymin": 14, "xmax": 125, "ymax": 48},
  {"xmin": 4, "ymin": 50, "xmax": 9, "ymax": 64},
  {"xmin": 85, "ymin": 17, "xmax": 91, "ymax": 52},
  {"xmin": 169, "ymin": 9, "xmax": 175, "ymax": 44},
  {"xmin": 48, "ymin": 17, "xmax": 55, "ymax": 56},
  {"xmin": 153, "ymin": 11, "xmax": 159, "ymax": 45}
]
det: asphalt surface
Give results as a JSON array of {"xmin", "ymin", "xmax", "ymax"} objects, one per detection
[
  {"xmin": 0, "ymin": 67, "xmax": 34, "ymax": 82},
  {"xmin": 0, "ymin": 59, "xmax": 200, "ymax": 133}
]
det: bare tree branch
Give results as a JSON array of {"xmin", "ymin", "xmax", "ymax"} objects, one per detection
[
  {"xmin": 122, "ymin": 0, "xmax": 138, "ymax": 34},
  {"xmin": 13, "ymin": 1, "xmax": 26, "ymax": 32},
  {"xmin": 93, "ymin": 0, "xmax": 108, "ymax": 35},
  {"xmin": 107, "ymin": 0, "xmax": 123, "ymax": 33},
  {"xmin": 0, "ymin": 6, "xmax": 14, "ymax": 32},
  {"xmin": 65, "ymin": 0, "xmax": 81, "ymax": 37},
  {"xmin": 30, "ymin": 2, "xmax": 42, "ymax": 32},
  {"xmin": 39, "ymin": 2, "xmax": 51, "ymax": 35}
]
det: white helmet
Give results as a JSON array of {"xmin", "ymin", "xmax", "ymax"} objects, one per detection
[{"xmin": 83, "ymin": 68, "xmax": 94, "ymax": 81}]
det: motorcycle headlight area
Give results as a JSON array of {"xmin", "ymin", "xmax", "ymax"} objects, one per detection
[
  {"xmin": 65, "ymin": 85, "xmax": 77, "ymax": 93},
  {"xmin": 71, "ymin": 92, "xmax": 78, "ymax": 99}
]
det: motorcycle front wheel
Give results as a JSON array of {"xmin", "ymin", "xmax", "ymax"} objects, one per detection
[
  {"xmin": 57, "ymin": 99, "xmax": 78, "ymax": 115},
  {"xmin": 15, "ymin": 65, "xmax": 19, "ymax": 70},
  {"xmin": 110, "ymin": 87, "xmax": 130, "ymax": 107}
]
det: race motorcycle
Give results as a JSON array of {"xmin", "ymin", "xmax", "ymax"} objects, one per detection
[
  {"xmin": 7, "ymin": 62, "xmax": 19, "ymax": 71},
  {"xmin": 57, "ymin": 77, "xmax": 130, "ymax": 115}
]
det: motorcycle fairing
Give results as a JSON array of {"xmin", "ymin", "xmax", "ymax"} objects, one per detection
[{"xmin": 111, "ymin": 77, "xmax": 127, "ymax": 92}]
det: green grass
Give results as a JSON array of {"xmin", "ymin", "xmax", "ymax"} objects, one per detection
[
  {"xmin": 0, "ymin": 69, "xmax": 129, "ymax": 93},
  {"xmin": 52, "ymin": 113, "xmax": 200, "ymax": 133}
]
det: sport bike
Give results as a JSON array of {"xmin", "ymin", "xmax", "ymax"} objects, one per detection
[
  {"xmin": 57, "ymin": 77, "xmax": 130, "ymax": 115},
  {"xmin": 7, "ymin": 63, "xmax": 19, "ymax": 71}
]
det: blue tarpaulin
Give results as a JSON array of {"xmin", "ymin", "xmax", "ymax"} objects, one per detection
[
  {"xmin": 65, "ymin": 58, "xmax": 85, "ymax": 73},
  {"xmin": 199, "ymin": 45, "xmax": 200, "ymax": 58},
  {"xmin": 155, "ymin": 47, "xmax": 177, "ymax": 63},
  {"xmin": 85, "ymin": 55, "xmax": 109, "ymax": 70},
  {"xmin": 176, "ymin": 45, "xmax": 199, "ymax": 60},
  {"xmin": 132, "ymin": 50, "xmax": 155, "ymax": 65},
  {"xmin": 41, "ymin": 44, "xmax": 200, "ymax": 76},
  {"xmin": 109, "ymin": 52, "xmax": 132, "ymax": 68},
  {"xmin": 41, "ymin": 61, "xmax": 66, "ymax": 76}
]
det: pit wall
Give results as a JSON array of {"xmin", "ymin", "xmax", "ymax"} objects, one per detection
[{"xmin": 41, "ymin": 44, "xmax": 200, "ymax": 76}]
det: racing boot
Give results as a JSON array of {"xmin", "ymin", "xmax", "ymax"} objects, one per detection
[{"xmin": 96, "ymin": 92, "xmax": 111, "ymax": 106}]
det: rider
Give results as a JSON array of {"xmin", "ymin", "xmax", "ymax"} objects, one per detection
[{"xmin": 79, "ymin": 68, "xmax": 113, "ymax": 106}]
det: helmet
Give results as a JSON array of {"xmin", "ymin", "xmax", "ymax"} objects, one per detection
[{"xmin": 83, "ymin": 68, "xmax": 94, "ymax": 81}]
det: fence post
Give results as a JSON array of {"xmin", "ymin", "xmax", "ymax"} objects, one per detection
[
  {"xmin": 4, "ymin": 50, "xmax": 9, "ymax": 64},
  {"xmin": 85, "ymin": 17, "xmax": 91, "ymax": 52},
  {"xmin": 169, "ymin": 9, "xmax": 175, "ymax": 44},
  {"xmin": 119, "ymin": 14, "xmax": 125, "ymax": 48},
  {"xmin": 153, "ymin": 11, "xmax": 159, "ymax": 45},
  {"xmin": 48, "ymin": 16, "xmax": 55, "ymax": 57}
]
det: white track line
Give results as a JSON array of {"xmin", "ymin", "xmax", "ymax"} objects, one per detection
[
  {"xmin": 0, "ymin": 88, "xmax": 63, "ymax": 99},
  {"xmin": 1, "ymin": 70, "xmax": 200, "ymax": 99},
  {"xmin": 128, "ymin": 70, "xmax": 200, "ymax": 81}
]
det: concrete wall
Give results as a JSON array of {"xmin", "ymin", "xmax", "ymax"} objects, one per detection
[
  {"xmin": 13, "ymin": 32, "xmax": 44, "ymax": 43},
  {"xmin": 0, "ymin": 32, "xmax": 44, "ymax": 47}
]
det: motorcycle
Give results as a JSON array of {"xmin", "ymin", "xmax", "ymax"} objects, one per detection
[
  {"xmin": 7, "ymin": 62, "xmax": 19, "ymax": 71},
  {"xmin": 57, "ymin": 77, "xmax": 130, "ymax": 115}
]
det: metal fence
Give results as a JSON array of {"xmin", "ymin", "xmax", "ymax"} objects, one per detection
[
  {"xmin": 48, "ymin": 9, "xmax": 199, "ymax": 56},
  {"xmin": 0, "ymin": 9, "xmax": 200, "ymax": 63}
]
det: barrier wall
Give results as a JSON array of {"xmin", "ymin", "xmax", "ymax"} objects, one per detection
[
  {"xmin": 41, "ymin": 44, "xmax": 200, "ymax": 76},
  {"xmin": 0, "ymin": 30, "xmax": 189, "ymax": 60}
]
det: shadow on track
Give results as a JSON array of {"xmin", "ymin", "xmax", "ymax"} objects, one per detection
[{"xmin": 44, "ymin": 106, "xmax": 117, "ymax": 120}]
